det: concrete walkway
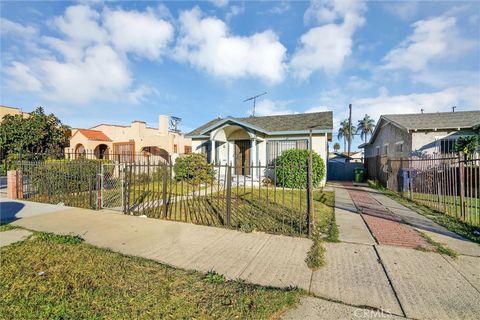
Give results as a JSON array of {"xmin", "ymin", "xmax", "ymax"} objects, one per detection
[
  {"xmin": 0, "ymin": 229, "xmax": 32, "ymax": 247},
  {"xmin": 325, "ymin": 183, "xmax": 480, "ymax": 320}
]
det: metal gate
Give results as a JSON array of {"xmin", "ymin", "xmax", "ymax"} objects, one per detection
[{"xmin": 100, "ymin": 163, "xmax": 125, "ymax": 212}]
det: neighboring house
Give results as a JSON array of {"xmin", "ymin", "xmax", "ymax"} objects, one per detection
[
  {"xmin": 68, "ymin": 115, "xmax": 192, "ymax": 162},
  {"xmin": 359, "ymin": 111, "xmax": 480, "ymax": 157},
  {"xmin": 329, "ymin": 151, "xmax": 363, "ymax": 163},
  {"xmin": 185, "ymin": 112, "xmax": 333, "ymax": 183},
  {"xmin": 0, "ymin": 105, "xmax": 29, "ymax": 119}
]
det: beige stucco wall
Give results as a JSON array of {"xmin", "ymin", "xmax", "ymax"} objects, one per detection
[
  {"xmin": 0, "ymin": 106, "xmax": 28, "ymax": 120},
  {"xmin": 68, "ymin": 117, "xmax": 192, "ymax": 158}
]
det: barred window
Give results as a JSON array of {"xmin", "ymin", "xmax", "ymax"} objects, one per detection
[
  {"xmin": 440, "ymin": 139, "xmax": 456, "ymax": 154},
  {"xmin": 266, "ymin": 140, "xmax": 308, "ymax": 164}
]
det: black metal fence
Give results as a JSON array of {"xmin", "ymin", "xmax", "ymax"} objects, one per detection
[
  {"xmin": 365, "ymin": 152, "xmax": 480, "ymax": 226},
  {"xmin": 15, "ymin": 159, "xmax": 316, "ymax": 237}
]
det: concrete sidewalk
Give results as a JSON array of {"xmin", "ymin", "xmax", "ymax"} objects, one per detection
[
  {"xmin": 6, "ymin": 201, "xmax": 404, "ymax": 316},
  {"xmin": 4, "ymin": 191, "xmax": 480, "ymax": 319},
  {"xmin": 329, "ymin": 183, "xmax": 480, "ymax": 319}
]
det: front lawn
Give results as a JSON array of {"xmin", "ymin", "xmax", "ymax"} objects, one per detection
[
  {"xmin": 135, "ymin": 188, "xmax": 336, "ymax": 238},
  {"xmin": 0, "ymin": 232, "xmax": 302, "ymax": 319}
]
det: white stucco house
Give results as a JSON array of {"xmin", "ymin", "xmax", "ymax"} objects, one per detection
[{"xmin": 185, "ymin": 112, "xmax": 333, "ymax": 184}]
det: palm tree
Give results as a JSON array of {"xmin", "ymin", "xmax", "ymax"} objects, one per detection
[
  {"xmin": 357, "ymin": 114, "xmax": 375, "ymax": 144},
  {"xmin": 333, "ymin": 142, "xmax": 341, "ymax": 152},
  {"xmin": 337, "ymin": 119, "xmax": 354, "ymax": 152}
]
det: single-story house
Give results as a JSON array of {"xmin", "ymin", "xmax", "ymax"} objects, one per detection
[
  {"xmin": 185, "ymin": 112, "xmax": 333, "ymax": 184},
  {"xmin": 359, "ymin": 110, "xmax": 480, "ymax": 157},
  {"xmin": 68, "ymin": 115, "xmax": 192, "ymax": 162},
  {"xmin": 328, "ymin": 151, "xmax": 363, "ymax": 163}
]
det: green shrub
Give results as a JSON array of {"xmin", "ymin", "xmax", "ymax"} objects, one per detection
[
  {"xmin": 275, "ymin": 149, "xmax": 325, "ymax": 188},
  {"xmin": 174, "ymin": 153, "xmax": 214, "ymax": 184},
  {"xmin": 23, "ymin": 159, "xmax": 111, "ymax": 196}
]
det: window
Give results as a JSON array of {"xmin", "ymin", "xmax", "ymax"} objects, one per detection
[
  {"xmin": 174, "ymin": 144, "xmax": 178, "ymax": 153},
  {"xmin": 266, "ymin": 140, "xmax": 308, "ymax": 164},
  {"xmin": 184, "ymin": 146, "xmax": 192, "ymax": 154},
  {"xmin": 383, "ymin": 144, "xmax": 388, "ymax": 155},
  {"xmin": 375, "ymin": 146, "xmax": 380, "ymax": 155},
  {"xmin": 440, "ymin": 139, "xmax": 456, "ymax": 154},
  {"xmin": 396, "ymin": 142, "xmax": 403, "ymax": 153}
]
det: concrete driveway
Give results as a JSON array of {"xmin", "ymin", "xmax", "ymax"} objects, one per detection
[{"xmin": 0, "ymin": 198, "xmax": 68, "ymax": 223}]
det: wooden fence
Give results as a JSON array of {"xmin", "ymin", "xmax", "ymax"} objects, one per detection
[{"xmin": 365, "ymin": 152, "xmax": 480, "ymax": 226}]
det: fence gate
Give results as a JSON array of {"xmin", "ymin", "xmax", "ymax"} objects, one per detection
[{"xmin": 100, "ymin": 163, "xmax": 125, "ymax": 212}]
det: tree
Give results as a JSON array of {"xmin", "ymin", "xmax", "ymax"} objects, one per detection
[
  {"xmin": 0, "ymin": 107, "xmax": 70, "ymax": 157},
  {"xmin": 357, "ymin": 114, "xmax": 375, "ymax": 144},
  {"xmin": 455, "ymin": 136, "xmax": 478, "ymax": 159},
  {"xmin": 333, "ymin": 142, "xmax": 341, "ymax": 152},
  {"xmin": 337, "ymin": 119, "xmax": 354, "ymax": 152}
]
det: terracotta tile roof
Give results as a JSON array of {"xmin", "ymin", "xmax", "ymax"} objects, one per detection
[{"xmin": 77, "ymin": 129, "xmax": 111, "ymax": 141}]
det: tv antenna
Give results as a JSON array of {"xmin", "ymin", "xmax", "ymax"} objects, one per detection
[
  {"xmin": 169, "ymin": 116, "xmax": 182, "ymax": 133},
  {"xmin": 452, "ymin": 106, "xmax": 456, "ymax": 112},
  {"xmin": 243, "ymin": 92, "xmax": 267, "ymax": 117}
]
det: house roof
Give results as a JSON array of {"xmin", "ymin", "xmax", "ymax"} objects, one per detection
[
  {"xmin": 383, "ymin": 111, "xmax": 480, "ymax": 131},
  {"xmin": 359, "ymin": 110, "xmax": 480, "ymax": 147},
  {"xmin": 76, "ymin": 129, "xmax": 111, "ymax": 141},
  {"xmin": 186, "ymin": 111, "xmax": 333, "ymax": 137}
]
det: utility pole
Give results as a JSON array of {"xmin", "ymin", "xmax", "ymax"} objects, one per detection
[
  {"xmin": 348, "ymin": 103, "xmax": 352, "ymax": 154},
  {"xmin": 452, "ymin": 106, "xmax": 456, "ymax": 112}
]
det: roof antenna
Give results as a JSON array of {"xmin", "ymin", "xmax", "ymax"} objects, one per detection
[
  {"xmin": 244, "ymin": 92, "xmax": 267, "ymax": 117},
  {"xmin": 421, "ymin": 108, "xmax": 424, "ymax": 114},
  {"xmin": 452, "ymin": 106, "xmax": 456, "ymax": 112},
  {"xmin": 169, "ymin": 116, "xmax": 182, "ymax": 133}
]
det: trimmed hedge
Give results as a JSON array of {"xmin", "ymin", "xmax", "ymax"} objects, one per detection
[
  {"xmin": 174, "ymin": 153, "xmax": 214, "ymax": 184},
  {"xmin": 275, "ymin": 149, "xmax": 325, "ymax": 188}
]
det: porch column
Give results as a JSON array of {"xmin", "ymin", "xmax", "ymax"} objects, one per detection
[
  {"xmin": 250, "ymin": 138, "xmax": 257, "ymax": 179},
  {"xmin": 210, "ymin": 139, "xmax": 216, "ymax": 163}
]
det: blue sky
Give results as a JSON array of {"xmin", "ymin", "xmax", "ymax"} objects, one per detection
[{"xmin": 1, "ymin": 0, "xmax": 479, "ymax": 151}]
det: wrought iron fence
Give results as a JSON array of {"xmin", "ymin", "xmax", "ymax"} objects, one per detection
[
  {"xmin": 365, "ymin": 152, "xmax": 480, "ymax": 226},
  {"xmin": 15, "ymin": 158, "xmax": 317, "ymax": 237}
]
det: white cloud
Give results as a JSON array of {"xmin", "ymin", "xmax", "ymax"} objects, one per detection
[
  {"xmin": 37, "ymin": 45, "xmax": 132, "ymax": 104},
  {"xmin": 2, "ymin": 4, "xmax": 173, "ymax": 105},
  {"xmin": 382, "ymin": 15, "xmax": 474, "ymax": 71},
  {"xmin": 352, "ymin": 86, "xmax": 480, "ymax": 122},
  {"xmin": 251, "ymin": 99, "xmax": 294, "ymax": 116},
  {"xmin": 383, "ymin": 1, "xmax": 418, "ymax": 21},
  {"xmin": 209, "ymin": 0, "xmax": 229, "ymax": 8},
  {"xmin": 103, "ymin": 8, "xmax": 173, "ymax": 59},
  {"xmin": 0, "ymin": 18, "xmax": 37, "ymax": 37},
  {"xmin": 52, "ymin": 5, "xmax": 106, "ymax": 45},
  {"xmin": 4, "ymin": 62, "xmax": 42, "ymax": 92},
  {"xmin": 269, "ymin": 1, "xmax": 291, "ymax": 15},
  {"xmin": 291, "ymin": 0, "xmax": 366, "ymax": 79},
  {"xmin": 225, "ymin": 4, "xmax": 244, "ymax": 22},
  {"xmin": 174, "ymin": 7, "xmax": 287, "ymax": 83}
]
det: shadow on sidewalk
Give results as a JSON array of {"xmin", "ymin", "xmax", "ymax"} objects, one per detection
[{"xmin": 0, "ymin": 202, "xmax": 25, "ymax": 223}]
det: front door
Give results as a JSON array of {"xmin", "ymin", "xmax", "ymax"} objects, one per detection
[{"xmin": 234, "ymin": 140, "xmax": 250, "ymax": 175}]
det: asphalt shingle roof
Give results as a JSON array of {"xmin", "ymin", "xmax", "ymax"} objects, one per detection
[
  {"xmin": 187, "ymin": 111, "xmax": 333, "ymax": 136},
  {"xmin": 383, "ymin": 111, "xmax": 480, "ymax": 130}
]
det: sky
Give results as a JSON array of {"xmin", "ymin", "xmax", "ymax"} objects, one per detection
[{"xmin": 1, "ymin": 0, "xmax": 479, "ymax": 151}]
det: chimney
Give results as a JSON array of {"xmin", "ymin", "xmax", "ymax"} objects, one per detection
[
  {"xmin": 131, "ymin": 120, "xmax": 146, "ymax": 136},
  {"xmin": 159, "ymin": 115, "xmax": 169, "ymax": 135}
]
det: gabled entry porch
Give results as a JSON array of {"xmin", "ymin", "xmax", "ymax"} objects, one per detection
[{"xmin": 208, "ymin": 124, "xmax": 262, "ymax": 180}]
